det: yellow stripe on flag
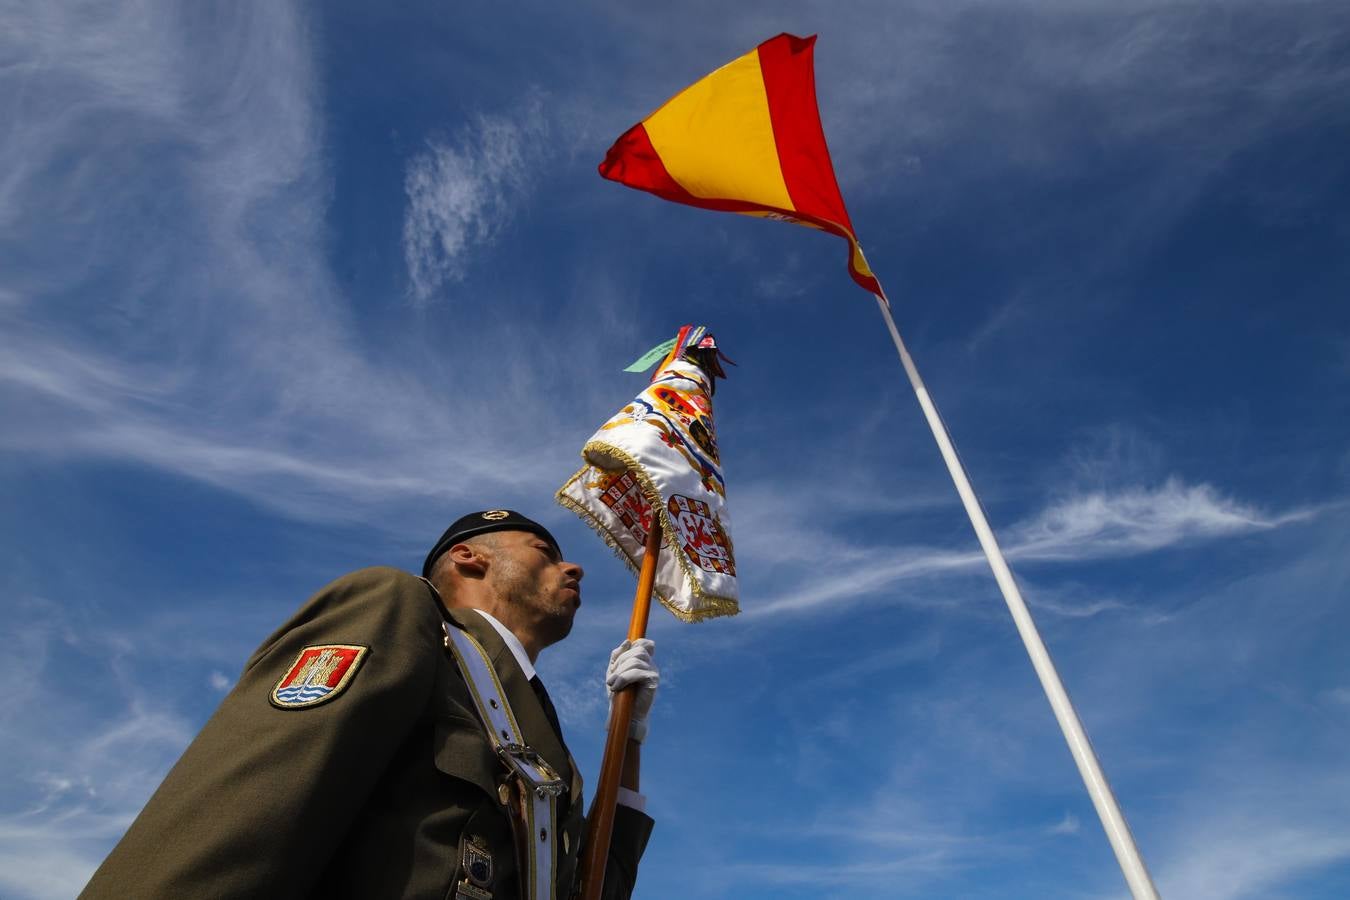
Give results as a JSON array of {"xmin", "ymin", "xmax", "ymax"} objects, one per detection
[
  {"xmin": 643, "ymin": 49, "xmax": 794, "ymax": 211},
  {"xmin": 851, "ymin": 242, "xmax": 875, "ymax": 279}
]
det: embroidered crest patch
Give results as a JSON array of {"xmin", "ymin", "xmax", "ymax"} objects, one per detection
[{"xmin": 270, "ymin": 645, "xmax": 369, "ymax": 709}]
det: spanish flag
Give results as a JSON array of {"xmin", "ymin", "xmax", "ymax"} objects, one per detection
[{"xmin": 599, "ymin": 33, "xmax": 881, "ymax": 296}]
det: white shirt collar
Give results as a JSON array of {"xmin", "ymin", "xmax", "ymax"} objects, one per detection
[{"xmin": 471, "ymin": 609, "xmax": 536, "ymax": 680}]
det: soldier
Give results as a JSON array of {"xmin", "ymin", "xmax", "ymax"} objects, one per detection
[{"xmin": 80, "ymin": 509, "xmax": 659, "ymax": 900}]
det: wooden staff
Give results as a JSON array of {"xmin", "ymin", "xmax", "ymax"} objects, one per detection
[{"xmin": 577, "ymin": 515, "xmax": 662, "ymax": 900}]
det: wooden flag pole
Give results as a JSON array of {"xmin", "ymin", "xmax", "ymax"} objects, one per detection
[
  {"xmin": 872, "ymin": 292, "xmax": 1160, "ymax": 900},
  {"xmin": 578, "ymin": 515, "xmax": 663, "ymax": 900}
]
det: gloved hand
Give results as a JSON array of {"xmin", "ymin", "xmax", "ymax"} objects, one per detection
[{"xmin": 606, "ymin": 638, "xmax": 659, "ymax": 744}]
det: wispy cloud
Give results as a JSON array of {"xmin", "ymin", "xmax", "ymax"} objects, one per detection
[
  {"xmin": 708, "ymin": 798, "xmax": 1015, "ymax": 894},
  {"xmin": 1029, "ymin": 594, "xmax": 1144, "ymax": 621},
  {"xmin": 727, "ymin": 511, "xmax": 1350, "ymax": 899},
  {"xmin": 1152, "ymin": 822, "xmax": 1350, "ymax": 900},
  {"xmin": 720, "ymin": 854, "xmax": 956, "ymax": 889},
  {"xmin": 402, "ymin": 92, "xmax": 549, "ymax": 301},
  {"xmin": 1047, "ymin": 812, "xmax": 1081, "ymax": 836},
  {"xmin": 1324, "ymin": 687, "xmax": 1350, "ymax": 707},
  {"xmin": 744, "ymin": 545, "xmax": 982, "ymax": 618},
  {"xmin": 746, "ymin": 478, "xmax": 1314, "ymax": 618},
  {"xmin": 0, "ymin": 707, "xmax": 194, "ymax": 900},
  {"xmin": 0, "ymin": 4, "xmax": 582, "ymax": 527},
  {"xmin": 0, "ymin": 600, "xmax": 198, "ymax": 899},
  {"xmin": 1009, "ymin": 478, "xmax": 1309, "ymax": 559}
]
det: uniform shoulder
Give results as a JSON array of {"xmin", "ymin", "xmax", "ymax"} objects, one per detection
[
  {"xmin": 285, "ymin": 566, "xmax": 443, "ymax": 636},
  {"xmin": 241, "ymin": 567, "xmax": 442, "ymax": 677},
  {"xmin": 329, "ymin": 565, "xmax": 426, "ymax": 592}
]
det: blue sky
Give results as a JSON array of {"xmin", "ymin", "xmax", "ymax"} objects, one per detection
[{"xmin": 3, "ymin": 2, "xmax": 1350, "ymax": 897}]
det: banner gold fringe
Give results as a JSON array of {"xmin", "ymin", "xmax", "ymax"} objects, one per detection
[{"xmin": 556, "ymin": 442, "xmax": 738, "ymax": 623}]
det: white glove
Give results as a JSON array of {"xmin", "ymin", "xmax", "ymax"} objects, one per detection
[{"xmin": 606, "ymin": 638, "xmax": 659, "ymax": 744}]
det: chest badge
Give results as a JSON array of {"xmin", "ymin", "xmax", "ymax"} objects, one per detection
[
  {"xmin": 461, "ymin": 834, "xmax": 494, "ymax": 891},
  {"xmin": 270, "ymin": 645, "xmax": 369, "ymax": 709}
]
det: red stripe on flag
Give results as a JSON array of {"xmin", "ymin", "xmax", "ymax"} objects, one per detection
[
  {"xmin": 599, "ymin": 109, "xmax": 883, "ymax": 295},
  {"xmin": 601, "ymin": 123, "xmax": 802, "ymax": 216},
  {"xmin": 757, "ymin": 34, "xmax": 854, "ymax": 235},
  {"xmin": 598, "ymin": 123, "xmax": 702, "ymax": 204},
  {"xmin": 758, "ymin": 34, "xmax": 881, "ymax": 296}
]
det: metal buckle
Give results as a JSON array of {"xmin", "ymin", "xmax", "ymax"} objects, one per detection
[{"xmin": 498, "ymin": 743, "xmax": 567, "ymax": 798}]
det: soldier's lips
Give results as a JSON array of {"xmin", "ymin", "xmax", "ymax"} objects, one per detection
[{"xmin": 563, "ymin": 584, "xmax": 581, "ymax": 607}]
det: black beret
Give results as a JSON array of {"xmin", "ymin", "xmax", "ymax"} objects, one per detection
[{"xmin": 422, "ymin": 509, "xmax": 562, "ymax": 578}]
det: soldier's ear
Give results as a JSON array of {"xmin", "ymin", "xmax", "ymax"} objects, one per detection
[{"xmin": 447, "ymin": 542, "xmax": 489, "ymax": 578}]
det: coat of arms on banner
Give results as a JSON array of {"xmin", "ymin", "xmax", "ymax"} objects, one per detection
[
  {"xmin": 270, "ymin": 644, "xmax": 369, "ymax": 709},
  {"xmin": 558, "ymin": 326, "xmax": 738, "ymax": 622},
  {"xmin": 667, "ymin": 495, "xmax": 735, "ymax": 576}
]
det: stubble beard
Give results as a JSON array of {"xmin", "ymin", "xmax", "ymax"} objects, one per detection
[{"xmin": 492, "ymin": 558, "xmax": 575, "ymax": 646}]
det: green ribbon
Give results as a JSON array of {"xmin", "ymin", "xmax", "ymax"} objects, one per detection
[{"xmin": 623, "ymin": 337, "xmax": 678, "ymax": 373}]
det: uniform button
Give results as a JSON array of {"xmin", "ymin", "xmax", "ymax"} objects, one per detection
[
  {"xmin": 539, "ymin": 827, "xmax": 548, "ymax": 842},
  {"xmin": 563, "ymin": 831, "xmax": 570, "ymax": 854},
  {"xmin": 498, "ymin": 783, "xmax": 510, "ymax": 805}
]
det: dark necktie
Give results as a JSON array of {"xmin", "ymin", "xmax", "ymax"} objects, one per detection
[
  {"xmin": 529, "ymin": 674, "xmax": 564, "ymax": 743},
  {"xmin": 528, "ymin": 674, "xmax": 572, "ymax": 824}
]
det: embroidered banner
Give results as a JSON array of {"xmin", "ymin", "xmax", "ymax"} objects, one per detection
[{"xmin": 558, "ymin": 326, "xmax": 738, "ymax": 622}]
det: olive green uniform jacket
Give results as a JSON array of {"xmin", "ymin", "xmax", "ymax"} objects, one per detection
[{"xmin": 80, "ymin": 567, "xmax": 653, "ymax": 899}]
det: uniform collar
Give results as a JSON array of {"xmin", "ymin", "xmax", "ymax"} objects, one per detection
[{"xmin": 471, "ymin": 609, "xmax": 536, "ymax": 680}]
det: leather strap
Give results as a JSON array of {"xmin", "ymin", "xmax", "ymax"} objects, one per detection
[{"xmin": 443, "ymin": 620, "xmax": 564, "ymax": 900}]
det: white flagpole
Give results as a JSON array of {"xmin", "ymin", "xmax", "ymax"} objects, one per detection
[{"xmin": 872, "ymin": 292, "xmax": 1160, "ymax": 900}]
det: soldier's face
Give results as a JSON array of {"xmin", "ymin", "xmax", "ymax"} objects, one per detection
[{"xmin": 487, "ymin": 531, "xmax": 584, "ymax": 645}]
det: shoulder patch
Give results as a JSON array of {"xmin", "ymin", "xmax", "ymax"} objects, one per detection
[{"xmin": 270, "ymin": 644, "xmax": 369, "ymax": 709}]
